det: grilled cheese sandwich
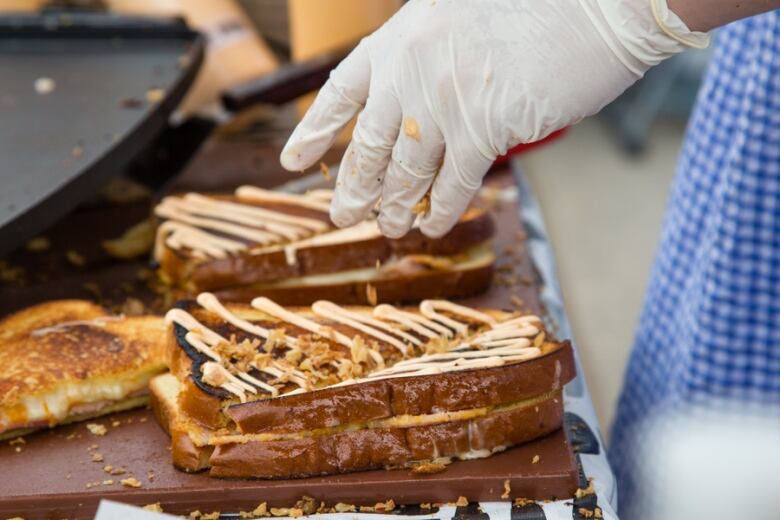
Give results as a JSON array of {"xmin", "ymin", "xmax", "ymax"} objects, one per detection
[{"xmin": 0, "ymin": 300, "xmax": 167, "ymax": 439}]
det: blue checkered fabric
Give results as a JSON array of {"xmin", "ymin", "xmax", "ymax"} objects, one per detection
[{"xmin": 608, "ymin": 11, "xmax": 780, "ymax": 518}]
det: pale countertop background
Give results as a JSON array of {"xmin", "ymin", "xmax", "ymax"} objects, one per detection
[{"xmin": 519, "ymin": 117, "xmax": 684, "ymax": 440}]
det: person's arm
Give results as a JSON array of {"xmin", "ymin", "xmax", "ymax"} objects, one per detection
[
  {"xmin": 668, "ymin": 0, "xmax": 780, "ymax": 31},
  {"xmin": 280, "ymin": 0, "xmax": 777, "ymax": 239}
]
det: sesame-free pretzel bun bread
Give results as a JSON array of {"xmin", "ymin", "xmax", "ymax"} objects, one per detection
[
  {"xmin": 153, "ymin": 187, "xmax": 495, "ymax": 305},
  {"xmin": 151, "ymin": 293, "xmax": 575, "ymax": 478}
]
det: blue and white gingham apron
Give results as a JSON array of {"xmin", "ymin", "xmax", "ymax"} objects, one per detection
[{"xmin": 609, "ymin": 11, "xmax": 780, "ymax": 518}]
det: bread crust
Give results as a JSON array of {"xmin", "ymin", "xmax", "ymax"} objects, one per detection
[
  {"xmin": 159, "ymin": 208, "xmax": 494, "ymax": 292},
  {"xmin": 227, "ymin": 342, "xmax": 574, "ymax": 435},
  {"xmin": 212, "ymin": 261, "xmax": 494, "ymax": 306},
  {"xmin": 207, "ymin": 391, "xmax": 563, "ymax": 479}
]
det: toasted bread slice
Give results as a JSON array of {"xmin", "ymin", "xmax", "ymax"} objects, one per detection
[
  {"xmin": 150, "ymin": 371, "xmax": 565, "ymax": 477},
  {"xmin": 153, "ymin": 187, "xmax": 495, "ymax": 303},
  {"xmin": 155, "ymin": 294, "xmax": 576, "ymax": 477},
  {"xmin": 0, "ymin": 300, "xmax": 167, "ymax": 439}
]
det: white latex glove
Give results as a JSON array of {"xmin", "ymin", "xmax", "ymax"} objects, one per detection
[{"xmin": 280, "ymin": 0, "xmax": 708, "ymax": 238}]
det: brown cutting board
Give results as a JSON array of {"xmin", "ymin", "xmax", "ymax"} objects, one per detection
[
  {"xmin": 0, "ymin": 154, "xmax": 576, "ymax": 518},
  {"xmin": 0, "ymin": 409, "xmax": 577, "ymax": 519}
]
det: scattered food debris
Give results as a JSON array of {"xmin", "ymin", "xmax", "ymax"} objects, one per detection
[
  {"xmin": 34, "ymin": 77, "xmax": 55, "ymax": 94},
  {"xmin": 532, "ymin": 454, "xmax": 540, "ymax": 464},
  {"xmin": 24, "ymin": 237, "xmax": 50, "ymax": 252},
  {"xmin": 14, "ymin": 446, "xmax": 22, "ymax": 453},
  {"xmin": 86, "ymin": 423, "xmax": 106, "ymax": 436},
  {"xmin": 403, "ymin": 116, "xmax": 421, "ymax": 141},
  {"xmin": 241, "ymin": 502, "xmax": 267, "ymax": 518},
  {"xmin": 333, "ymin": 503, "xmax": 356, "ymax": 513},
  {"xmin": 66, "ymin": 250, "xmax": 86, "ymax": 267},
  {"xmin": 412, "ymin": 192, "xmax": 432, "ymax": 215},
  {"xmin": 420, "ymin": 502, "xmax": 432, "ymax": 509},
  {"xmin": 145, "ymin": 88, "xmax": 165, "ymax": 102},
  {"xmin": 366, "ymin": 283, "xmax": 378, "ymax": 306},
  {"xmin": 514, "ymin": 497, "xmax": 535, "ymax": 507},
  {"xmin": 455, "ymin": 496, "xmax": 469, "ymax": 507},
  {"xmin": 71, "ymin": 145, "xmax": 83, "ymax": 159},
  {"xmin": 319, "ymin": 162, "xmax": 331, "ymax": 181},
  {"xmin": 102, "ymin": 479, "xmax": 114, "ymax": 486},
  {"xmin": 102, "ymin": 220, "xmax": 154, "ymax": 259},
  {"xmin": 575, "ymin": 478, "xmax": 595, "ymax": 499},
  {"xmin": 91, "ymin": 452, "xmax": 103, "ymax": 463},
  {"xmin": 111, "ymin": 420, "xmax": 121, "ymax": 427},
  {"xmin": 501, "ymin": 479, "xmax": 511, "ymax": 499},
  {"xmin": 411, "ymin": 458, "xmax": 450, "ymax": 475},
  {"xmin": 373, "ymin": 499, "xmax": 395, "ymax": 512},
  {"xmin": 143, "ymin": 503, "xmax": 163, "ymax": 513},
  {"xmin": 8, "ymin": 437, "xmax": 25, "ymax": 446},
  {"xmin": 120, "ymin": 477, "xmax": 142, "ymax": 488}
]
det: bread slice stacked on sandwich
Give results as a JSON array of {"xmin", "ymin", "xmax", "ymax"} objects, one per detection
[
  {"xmin": 0, "ymin": 300, "xmax": 166, "ymax": 440},
  {"xmin": 153, "ymin": 187, "xmax": 495, "ymax": 304},
  {"xmin": 151, "ymin": 292, "xmax": 576, "ymax": 478}
]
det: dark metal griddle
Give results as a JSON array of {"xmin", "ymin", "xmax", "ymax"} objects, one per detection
[{"xmin": 0, "ymin": 11, "xmax": 203, "ymax": 258}]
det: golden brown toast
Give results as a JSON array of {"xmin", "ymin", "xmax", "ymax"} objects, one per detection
[
  {"xmin": 155, "ymin": 293, "xmax": 576, "ymax": 478},
  {"xmin": 0, "ymin": 300, "xmax": 167, "ymax": 439},
  {"xmin": 153, "ymin": 187, "xmax": 495, "ymax": 303}
]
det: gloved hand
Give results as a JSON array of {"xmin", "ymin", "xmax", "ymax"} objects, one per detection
[{"xmin": 280, "ymin": 0, "xmax": 708, "ymax": 238}]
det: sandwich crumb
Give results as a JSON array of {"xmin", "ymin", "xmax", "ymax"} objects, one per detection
[
  {"xmin": 366, "ymin": 283, "xmax": 378, "ymax": 305},
  {"xmin": 8, "ymin": 437, "xmax": 25, "ymax": 446},
  {"xmin": 319, "ymin": 162, "xmax": 331, "ymax": 181},
  {"xmin": 374, "ymin": 499, "xmax": 395, "ymax": 512},
  {"xmin": 143, "ymin": 503, "xmax": 164, "ymax": 513},
  {"xmin": 575, "ymin": 478, "xmax": 595, "ymax": 499},
  {"xmin": 246, "ymin": 502, "xmax": 267, "ymax": 517},
  {"xmin": 578, "ymin": 507, "xmax": 599, "ymax": 518},
  {"xmin": 412, "ymin": 192, "xmax": 431, "ymax": 215},
  {"xmin": 532, "ymin": 454, "xmax": 540, "ymax": 464},
  {"xmin": 86, "ymin": 423, "xmax": 106, "ymax": 436},
  {"xmin": 120, "ymin": 477, "xmax": 142, "ymax": 488},
  {"xmin": 14, "ymin": 446, "xmax": 22, "ymax": 453},
  {"xmin": 333, "ymin": 502, "xmax": 356, "ymax": 512},
  {"xmin": 410, "ymin": 461, "xmax": 447, "ymax": 474},
  {"xmin": 91, "ymin": 452, "xmax": 103, "ymax": 462},
  {"xmin": 420, "ymin": 503, "xmax": 432, "ymax": 509},
  {"xmin": 514, "ymin": 497, "xmax": 535, "ymax": 507},
  {"xmin": 111, "ymin": 420, "xmax": 121, "ymax": 427},
  {"xmin": 25, "ymin": 237, "xmax": 50, "ymax": 252},
  {"xmin": 145, "ymin": 88, "xmax": 165, "ymax": 103},
  {"xmin": 270, "ymin": 508, "xmax": 290, "ymax": 517},
  {"xmin": 455, "ymin": 496, "xmax": 469, "ymax": 507},
  {"xmin": 102, "ymin": 479, "xmax": 114, "ymax": 485},
  {"xmin": 501, "ymin": 479, "xmax": 511, "ymax": 499},
  {"xmin": 404, "ymin": 116, "xmax": 421, "ymax": 142},
  {"xmin": 66, "ymin": 250, "xmax": 86, "ymax": 267}
]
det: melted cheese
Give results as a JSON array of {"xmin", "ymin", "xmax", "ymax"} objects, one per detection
[{"xmin": 0, "ymin": 367, "xmax": 162, "ymax": 433}]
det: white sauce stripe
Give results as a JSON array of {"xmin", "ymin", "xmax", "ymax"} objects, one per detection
[
  {"xmin": 169, "ymin": 294, "xmax": 547, "ymax": 402},
  {"xmin": 236, "ymin": 186, "xmax": 331, "ymax": 213},
  {"xmin": 312, "ymin": 301, "xmax": 414, "ymax": 353}
]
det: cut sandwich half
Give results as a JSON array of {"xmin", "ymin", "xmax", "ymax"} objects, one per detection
[
  {"xmin": 0, "ymin": 300, "xmax": 167, "ymax": 440},
  {"xmin": 153, "ymin": 187, "xmax": 495, "ymax": 304},
  {"xmin": 152, "ymin": 293, "xmax": 576, "ymax": 478}
]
